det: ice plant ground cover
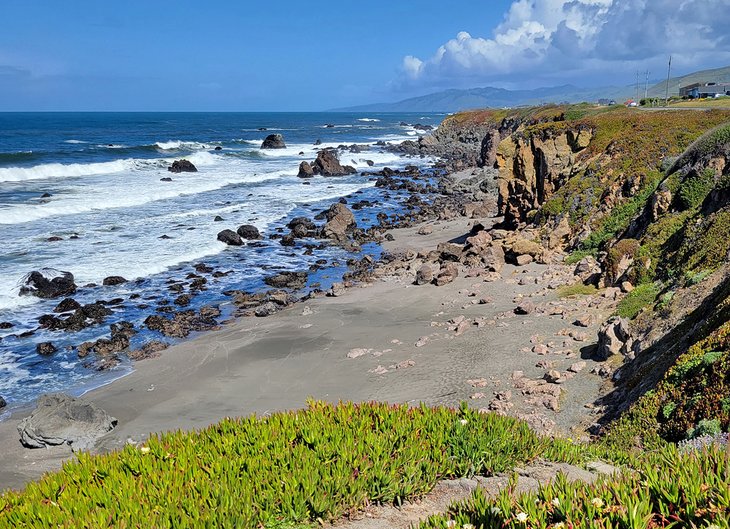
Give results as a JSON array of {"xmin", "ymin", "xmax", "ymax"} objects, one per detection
[{"xmin": 0, "ymin": 401, "xmax": 613, "ymax": 528}]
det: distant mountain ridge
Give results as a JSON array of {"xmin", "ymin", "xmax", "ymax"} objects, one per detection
[{"xmin": 334, "ymin": 65, "xmax": 730, "ymax": 113}]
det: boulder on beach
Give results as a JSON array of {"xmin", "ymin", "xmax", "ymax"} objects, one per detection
[
  {"xmin": 312, "ymin": 150, "xmax": 357, "ymax": 177},
  {"xmin": 261, "ymin": 134, "xmax": 286, "ymax": 149},
  {"xmin": 217, "ymin": 229, "xmax": 243, "ymax": 246},
  {"xmin": 236, "ymin": 225, "xmax": 261, "ymax": 240},
  {"xmin": 168, "ymin": 159, "xmax": 197, "ymax": 173},
  {"xmin": 19, "ymin": 269, "xmax": 77, "ymax": 299},
  {"xmin": 17, "ymin": 393, "xmax": 117, "ymax": 451},
  {"xmin": 102, "ymin": 276, "xmax": 127, "ymax": 286}
]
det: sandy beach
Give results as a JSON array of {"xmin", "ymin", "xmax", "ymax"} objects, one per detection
[{"xmin": 0, "ymin": 212, "xmax": 616, "ymax": 491}]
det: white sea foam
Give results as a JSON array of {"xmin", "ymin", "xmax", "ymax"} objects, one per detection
[
  {"xmin": 357, "ymin": 118, "xmax": 380, "ymax": 122},
  {"xmin": 63, "ymin": 139, "xmax": 88, "ymax": 144},
  {"xmin": 155, "ymin": 140, "xmax": 212, "ymax": 150},
  {"xmin": 0, "ymin": 159, "xmax": 135, "ymax": 183}
]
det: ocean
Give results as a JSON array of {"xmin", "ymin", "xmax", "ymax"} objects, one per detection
[{"xmin": 0, "ymin": 112, "xmax": 442, "ymax": 410}]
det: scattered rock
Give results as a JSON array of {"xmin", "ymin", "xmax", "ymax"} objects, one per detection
[
  {"xmin": 17, "ymin": 393, "xmax": 117, "ymax": 451},
  {"xmin": 127, "ymin": 340, "xmax": 168, "ymax": 361},
  {"xmin": 544, "ymin": 370, "xmax": 562, "ymax": 384},
  {"xmin": 312, "ymin": 150, "xmax": 356, "ymax": 177},
  {"xmin": 322, "ymin": 203, "xmax": 356, "ymax": 243},
  {"xmin": 435, "ymin": 262, "xmax": 459, "ymax": 286},
  {"xmin": 573, "ymin": 314, "xmax": 595, "ymax": 328},
  {"xmin": 417, "ymin": 225, "xmax": 434, "ymax": 235},
  {"xmin": 415, "ymin": 336, "xmax": 429, "ymax": 347},
  {"xmin": 516, "ymin": 254, "xmax": 533, "ymax": 266},
  {"xmin": 102, "ymin": 276, "xmax": 127, "ymax": 286},
  {"xmin": 568, "ymin": 361, "xmax": 586, "ymax": 373},
  {"xmin": 415, "ymin": 265, "xmax": 434, "ymax": 285},
  {"xmin": 596, "ymin": 316, "xmax": 633, "ymax": 360},
  {"xmin": 53, "ymin": 298, "xmax": 81, "ymax": 313},
  {"xmin": 168, "ymin": 159, "xmax": 197, "ymax": 173},
  {"xmin": 514, "ymin": 302, "xmax": 535, "ymax": 315}
]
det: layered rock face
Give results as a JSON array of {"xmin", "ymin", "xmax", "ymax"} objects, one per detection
[{"xmin": 496, "ymin": 128, "xmax": 593, "ymax": 228}]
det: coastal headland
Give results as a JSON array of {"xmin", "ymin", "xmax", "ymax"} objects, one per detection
[{"xmin": 1, "ymin": 104, "xmax": 730, "ymax": 527}]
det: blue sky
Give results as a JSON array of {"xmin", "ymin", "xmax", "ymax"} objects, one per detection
[{"xmin": 1, "ymin": 0, "xmax": 728, "ymax": 111}]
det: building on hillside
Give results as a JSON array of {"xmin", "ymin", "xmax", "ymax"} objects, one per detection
[
  {"xmin": 597, "ymin": 98, "xmax": 616, "ymax": 106},
  {"xmin": 679, "ymin": 82, "xmax": 730, "ymax": 98}
]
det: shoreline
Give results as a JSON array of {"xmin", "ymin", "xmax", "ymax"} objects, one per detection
[{"xmin": 0, "ymin": 187, "xmax": 618, "ymax": 491}]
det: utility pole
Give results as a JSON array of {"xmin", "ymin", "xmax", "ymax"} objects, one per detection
[
  {"xmin": 664, "ymin": 56, "xmax": 672, "ymax": 107},
  {"xmin": 644, "ymin": 70, "xmax": 650, "ymax": 101},
  {"xmin": 636, "ymin": 70, "xmax": 640, "ymax": 104}
]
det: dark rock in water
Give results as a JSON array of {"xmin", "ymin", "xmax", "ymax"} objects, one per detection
[
  {"xmin": 254, "ymin": 302, "xmax": 278, "ymax": 317},
  {"xmin": 325, "ymin": 124, "xmax": 335, "ymax": 128},
  {"xmin": 280, "ymin": 234, "xmax": 296, "ymax": 246},
  {"xmin": 214, "ymin": 146, "xmax": 222, "ymax": 151},
  {"xmin": 194, "ymin": 263, "xmax": 214, "ymax": 274},
  {"xmin": 0, "ymin": 396, "xmax": 5, "ymax": 408},
  {"xmin": 160, "ymin": 177, "xmax": 173, "ymax": 182},
  {"xmin": 82, "ymin": 302, "xmax": 113, "ymax": 322},
  {"xmin": 168, "ymin": 159, "xmax": 197, "ymax": 173},
  {"xmin": 312, "ymin": 150, "xmax": 357, "ymax": 177},
  {"xmin": 40, "ymin": 192, "xmax": 52, "ymax": 198},
  {"xmin": 174, "ymin": 294, "xmax": 191, "ymax": 306},
  {"xmin": 102, "ymin": 276, "xmax": 127, "ymax": 286},
  {"xmin": 214, "ymin": 215, "xmax": 224, "ymax": 222},
  {"xmin": 258, "ymin": 127, "xmax": 267, "ymax": 131},
  {"xmin": 53, "ymin": 298, "xmax": 81, "ymax": 313},
  {"xmin": 338, "ymin": 197, "xmax": 347, "ymax": 204},
  {"xmin": 0, "ymin": 321, "xmax": 12, "ymax": 329},
  {"xmin": 144, "ymin": 307, "xmax": 218, "ymax": 338},
  {"xmin": 314, "ymin": 139, "xmax": 322, "ymax": 145},
  {"xmin": 19, "ymin": 269, "xmax": 77, "ymax": 299},
  {"xmin": 128, "ymin": 340, "xmax": 168, "ymax": 361},
  {"xmin": 236, "ymin": 224, "xmax": 261, "ymax": 240},
  {"xmin": 260, "ymin": 133, "xmax": 286, "ymax": 149},
  {"xmin": 365, "ymin": 159, "xmax": 374, "ymax": 166},
  {"xmin": 36, "ymin": 342, "xmax": 57, "ymax": 356},
  {"xmin": 298, "ymin": 161, "xmax": 314, "ymax": 178},
  {"xmin": 159, "ymin": 234, "xmax": 173, "ymax": 239},
  {"xmin": 287, "ymin": 217, "xmax": 316, "ymax": 233},
  {"xmin": 264, "ymin": 271, "xmax": 308, "ymax": 289},
  {"xmin": 17, "ymin": 393, "xmax": 117, "ymax": 450},
  {"xmin": 217, "ymin": 229, "xmax": 243, "ymax": 246},
  {"xmin": 413, "ymin": 124, "xmax": 434, "ymax": 131},
  {"xmin": 47, "ymin": 236, "xmax": 63, "ymax": 242},
  {"xmin": 290, "ymin": 224, "xmax": 308, "ymax": 238},
  {"xmin": 400, "ymin": 121, "xmax": 409, "ymax": 126}
]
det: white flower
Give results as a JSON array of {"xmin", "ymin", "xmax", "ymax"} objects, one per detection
[
  {"xmin": 459, "ymin": 419, "xmax": 468, "ymax": 426},
  {"xmin": 554, "ymin": 523, "xmax": 565, "ymax": 528},
  {"xmin": 139, "ymin": 446, "xmax": 151, "ymax": 454},
  {"xmin": 446, "ymin": 521, "xmax": 457, "ymax": 528},
  {"xmin": 591, "ymin": 497, "xmax": 604, "ymax": 508},
  {"xmin": 516, "ymin": 512, "xmax": 528, "ymax": 523},
  {"xmin": 462, "ymin": 525, "xmax": 475, "ymax": 529},
  {"xmin": 551, "ymin": 498, "xmax": 561, "ymax": 507},
  {"xmin": 490, "ymin": 507, "xmax": 501, "ymax": 516}
]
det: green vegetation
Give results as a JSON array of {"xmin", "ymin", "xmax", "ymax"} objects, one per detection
[
  {"xmin": 615, "ymin": 283, "xmax": 661, "ymax": 319},
  {"xmin": 677, "ymin": 168, "xmax": 716, "ymax": 210},
  {"xmin": 669, "ymin": 121, "xmax": 730, "ymax": 174},
  {"xmin": 676, "ymin": 209, "xmax": 730, "ymax": 272},
  {"xmin": 556, "ymin": 282, "xmax": 598, "ymax": 298},
  {"xmin": 564, "ymin": 249, "xmax": 596, "ymax": 265},
  {"xmin": 0, "ymin": 401, "xmax": 613, "ymax": 529},
  {"xmin": 419, "ymin": 445, "xmax": 730, "ymax": 529}
]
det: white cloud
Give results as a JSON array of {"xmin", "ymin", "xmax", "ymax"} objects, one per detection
[{"xmin": 402, "ymin": 0, "xmax": 730, "ymax": 87}]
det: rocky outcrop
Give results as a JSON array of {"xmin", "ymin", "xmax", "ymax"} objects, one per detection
[
  {"xmin": 17, "ymin": 393, "xmax": 117, "ymax": 451},
  {"xmin": 496, "ymin": 127, "xmax": 593, "ymax": 228},
  {"xmin": 19, "ymin": 269, "xmax": 77, "ymax": 299},
  {"xmin": 168, "ymin": 159, "xmax": 197, "ymax": 173},
  {"xmin": 322, "ymin": 203, "xmax": 356, "ymax": 243},
  {"xmin": 261, "ymin": 134, "xmax": 286, "ymax": 149},
  {"xmin": 264, "ymin": 271, "xmax": 308, "ymax": 290},
  {"xmin": 298, "ymin": 161, "xmax": 314, "ymax": 178},
  {"xmin": 102, "ymin": 276, "xmax": 127, "ymax": 286},
  {"xmin": 312, "ymin": 150, "xmax": 356, "ymax": 177},
  {"xmin": 596, "ymin": 316, "xmax": 633, "ymax": 360}
]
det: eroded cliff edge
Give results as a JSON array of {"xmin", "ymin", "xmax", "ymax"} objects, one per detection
[{"xmin": 408, "ymin": 104, "xmax": 730, "ymax": 448}]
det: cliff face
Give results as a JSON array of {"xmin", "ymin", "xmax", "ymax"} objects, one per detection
[
  {"xmin": 496, "ymin": 127, "xmax": 593, "ymax": 228},
  {"xmin": 428, "ymin": 106, "xmax": 730, "ymax": 447}
]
